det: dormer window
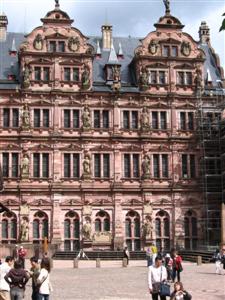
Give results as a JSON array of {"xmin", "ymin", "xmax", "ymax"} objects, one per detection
[
  {"xmin": 163, "ymin": 46, "xmax": 169, "ymax": 57},
  {"xmin": 162, "ymin": 45, "xmax": 178, "ymax": 57},
  {"xmin": 171, "ymin": 46, "xmax": 178, "ymax": 57},
  {"xmin": 49, "ymin": 41, "xmax": 56, "ymax": 52},
  {"xmin": 49, "ymin": 40, "xmax": 65, "ymax": 52}
]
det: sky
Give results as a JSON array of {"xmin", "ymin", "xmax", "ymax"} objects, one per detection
[{"xmin": 1, "ymin": 0, "xmax": 225, "ymax": 68}]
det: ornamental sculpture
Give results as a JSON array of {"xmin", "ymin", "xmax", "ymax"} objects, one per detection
[
  {"xmin": 163, "ymin": 0, "xmax": 170, "ymax": 14},
  {"xmin": 142, "ymin": 217, "xmax": 153, "ymax": 240},
  {"xmin": 181, "ymin": 41, "xmax": 191, "ymax": 57},
  {"xmin": 20, "ymin": 218, "xmax": 29, "ymax": 242},
  {"xmin": 68, "ymin": 37, "xmax": 80, "ymax": 52},
  {"xmin": 21, "ymin": 153, "xmax": 29, "ymax": 179},
  {"xmin": 112, "ymin": 65, "xmax": 121, "ymax": 91},
  {"xmin": 23, "ymin": 64, "xmax": 31, "ymax": 88},
  {"xmin": 20, "ymin": 103, "xmax": 30, "ymax": 130},
  {"xmin": 148, "ymin": 40, "xmax": 158, "ymax": 55},
  {"xmin": 141, "ymin": 107, "xmax": 150, "ymax": 131},
  {"xmin": 82, "ymin": 218, "xmax": 92, "ymax": 240},
  {"xmin": 82, "ymin": 106, "xmax": 91, "ymax": 130},
  {"xmin": 139, "ymin": 67, "xmax": 149, "ymax": 91},
  {"xmin": 142, "ymin": 155, "xmax": 151, "ymax": 179},
  {"xmin": 195, "ymin": 66, "xmax": 203, "ymax": 89},
  {"xmin": 33, "ymin": 34, "xmax": 43, "ymax": 51},
  {"xmin": 83, "ymin": 153, "xmax": 91, "ymax": 178},
  {"xmin": 81, "ymin": 65, "xmax": 90, "ymax": 90}
]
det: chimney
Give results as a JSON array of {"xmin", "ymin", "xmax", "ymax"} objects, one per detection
[
  {"xmin": 199, "ymin": 21, "xmax": 210, "ymax": 44},
  {"xmin": 101, "ymin": 24, "xmax": 112, "ymax": 50},
  {"xmin": 0, "ymin": 12, "xmax": 8, "ymax": 42}
]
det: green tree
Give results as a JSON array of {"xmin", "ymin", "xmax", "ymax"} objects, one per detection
[{"xmin": 219, "ymin": 13, "xmax": 225, "ymax": 31}]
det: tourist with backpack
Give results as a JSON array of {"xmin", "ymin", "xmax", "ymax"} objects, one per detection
[{"xmin": 171, "ymin": 249, "xmax": 183, "ymax": 282}]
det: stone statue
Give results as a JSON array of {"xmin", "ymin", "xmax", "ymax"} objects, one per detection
[
  {"xmin": 82, "ymin": 106, "xmax": 91, "ymax": 130},
  {"xmin": 142, "ymin": 218, "xmax": 153, "ymax": 239},
  {"xmin": 112, "ymin": 65, "xmax": 121, "ymax": 82},
  {"xmin": 55, "ymin": 0, "xmax": 59, "ymax": 7},
  {"xmin": 21, "ymin": 103, "xmax": 30, "ymax": 130},
  {"xmin": 82, "ymin": 218, "xmax": 92, "ymax": 240},
  {"xmin": 148, "ymin": 40, "xmax": 158, "ymax": 55},
  {"xmin": 142, "ymin": 155, "xmax": 151, "ymax": 179},
  {"xmin": 21, "ymin": 154, "xmax": 29, "ymax": 178},
  {"xmin": 83, "ymin": 154, "xmax": 91, "ymax": 176},
  {"xmin": 20, "ymin": 219, "xmax": 29, "ymax": 242},
  {"xmin": 23, "ymin": 64, "xmax": 31, "ymax": 88},
  {"xmin": 195, "ymin": 66, "xmax": 203, "ymax": 89},
  {"xmin": 163, "ymin": 0, "xmax": 170, "ymax": 14},
  {"xmin": 139, "ymin": 67, "xmax": 149, "ymax": 90},
  {"xmin": 81, "ymin": 65, "xmax": 90, "ymax": 89},
  {"xmin": 141, "ymin": 107, "xmax": 150, "ymax": 131}
]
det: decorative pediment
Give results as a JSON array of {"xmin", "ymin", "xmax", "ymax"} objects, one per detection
[
  {"xmin": 2, "ymin": 199, "xmax": 20, "ymax": 206},
  {"xmin": 153, "ymin": 198, "xmax": 171, "ymax": 205},
  {"xmin": 45, "ymin": 32, "xmax": 68, "ymax": 40},
  {"xmin": 0, "ymin": 98, "xmax": 21, "ymax": 106},
  {"xmin": 32, "ymin": 99, "xmax": 52, "ymax": 106},
  {"xmin": 159, "ymin": 38, "xmax": 181, "ymax": 45},
  {"xmin": 29, "ymin": 58, "xmax": 53, "ymax": 65},
  {"xmin": 29, "ymin": 199, "xmax": 51, "ymax": 206},
  {"xmin": 92, "ymin": 198, "xmax": 112, "ymax": 206},
  {"xmin": 176, "ymin": 101, "xmax": 196, "ymax": 109},
  {"xmin": 174, "ymin": 63, "xmax": 194, "ymax": 70},
  {"xmin": 30, "ymin": 144, "xmax": 52, "ymax": 151},
  {"xmin": 147, "ymin": 62, "xmax": 168, "ymax": 69},
  {"xmin": 59, "ymin": 59, "xmax": 83, "ymax": 66},
  {"xmin": 122, "ymin": 198, "xmax": 143, "ymax": 206},
  {"xmin": 122, "ymin": 145, "xmax": 141, "ymax": 152},
  {"xmin": 149, "ymin": 101, "xmax": 169, "ymax": 109},
  {"xmin": 91, "ymin": 145, "xmax": 112, "ymax": 152},
  {"xmin": 158, "ymin": 144, "xmax": 170, "ymax": 151},
  {"xmin": 60, "ymin": 144, "xmax": 82, "ymax": 151},
  {"xmin": 3, "ymin": 143, "xmax": 21, "ymax": 151},
  {"xmin": 61, "ymin": 198, "xmax": 83, "ymax": 206}
]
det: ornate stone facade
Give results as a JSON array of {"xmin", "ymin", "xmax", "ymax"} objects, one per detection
[{"xmin": 0, "ymin": 2, "xmax": 224, "ymax": 251}]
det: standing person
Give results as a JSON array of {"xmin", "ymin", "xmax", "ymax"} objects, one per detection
[
  {"xmin": 123, "ymin": 247, "xmax": 130, "ymax": 265},
  {"xmin": 171, "ymin": 249, "xmax": 182, "ymax": 282},
  {"xmin": 165, "ymin": 254, "xmax": 173, "ymax": 281},
  {"xmin": 146, "ymin": 247, "xmax": 153, "ymax": 267},
  {"xmin": 170, "ymin": 282, "xmax": 192, "ymax": 300},
  {"xmin": 4, "ymin": 260, "xmax": 29, "ymax": 300},
  {"xmin": 12, "ymin": 245, "xmax": 18, "ymax": 261},
  {"xmin": 0, "ymin": 256, "xmax": 14, "ymax": 300},
  {"xmin": 37, "ymin": 258, "xmax": 52, "ymax": 300},
  {"xmin": 151, "ymin": 243, "xmax": 158, "ymax": 265},
  {"xmin": 18, "ymin": 246, "xmax": 27, "ymax": 269},
  {"xmin": 213, "ymin": 249, "xmax": 222, "ymax": 275},
  {"xmin": 148, "ymin": 255, "xmax": 167, "ymax": 300},
  {"xmin": 29, "ymin": 257, "xmax": 40, "ymax": 300}
]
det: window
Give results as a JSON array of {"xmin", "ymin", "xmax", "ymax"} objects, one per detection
[
  {"xmin": 132, "ymin": 111, "xmax": 138, "ymax": 129},
  {"xmin": 3, "ymin": 108, "xmax": 19, "ymax": 128},
  {"xmin": 63, "ymin": 110, "xmax": 80, "ymax": 129},
  {"xmin": 152, "ymin": 112, "xmax": 158, "ymax": 129},
  {"xmin": 64, "ymin": 68, "xmax": 71, "ymax": 81},
  {"xmin": 103, "ymin": 111, "xmax": 109, "ymax": 128},
  {"xmin": 64, "ymin": 211, "xmax": 80, "ymax": 251},
  {"xmin": 73, "ymin": 68, "xmax": 79, "ymax": 81},
  {"xmin": 179, "ymin": 112, "xmax": 194, "ymax": 130},
  {"xmin": 149, "ymin": 70, "xmax": 167, "ymax": 85},
  {"xmin": 122, "ymin": 111, "xmax": 139, "ymax": 129},
  {"xmin": 93, "ymin": 154, "xmax": 110, "ymax": 178},
  {"xmin": 184, "ymin": 211, "xmax": 197, "ymax": 250},
  {"xmin": 94, "ymin": 111, "xmax": 100, "ymax": 128},
  {"xmin": 34, "ymin": 109, "xmax": 40, "ymax": 127},
  {"xmin": 43, "ymin": 67, "xmax": 50, "ymax": 81},
  {"xmin": 33, "ymin": 211, "xmax": 49, "ymax": 243},
  {"xmin": 171, "ymin": 46, "xmax": 178, "ymax": 57},
  {"xmin": 64, "ymin": 110, "xmax": 70, "ymax": 128},
  {"xmin": 123, "ymin": 111, "xmax": 129, "ymax": 129},
  {"xmin": 188, "ymin": 112, "xmax": 194, "ymax": 130},
  {"xmin": 186, "ymin": 72, "xmax": 192, "ymax": 85},
  {"xmin": 43, "ymin": 110, "xmax": 49, "ymax": 127},
  {"xmin": 125, "ymin": 211, "xmax": 141, "ymax": 251},
  {"xmin": 34, "ymin": 67, "xmax": 41, "ymax": 81},
  {"xmin": 152, "ymin": 154, "xmax": 169, "ymax": 178},
  {"xmin": 2, "ymin": 153, "xmax": 19, "ymax": 178},
  {"xmin": 58, "ymin": 41, "xmax": 65, "ymax": 52},
  {"xmin": 124, "ymin": 154, "xmax": 140, "ymax": 178},
  {"xmin": 160, "ymin": 112, "xmax": 167, "ymax": 129},
  {"xmin": 155, "ymin": 210, "xmax": 170, "ymax": 251},
  {"xmin": 159, "ymin": 71, "xmax": 166, "ymax": 84},
  {"xmin": 149, "ymin": 71, "xmax": 157, "ymax": 84},
  {"xmin": 177, "ymin": 71, "xmax": 193, "ymax": 85},
  {"xmin": 63, "ymin": 153, "xmax": 80, "ymax": 178},
  {"xmin": 49, "ymin": 41, "xmax": 56, "ymax": 52},
  {"xmin": 33, "ymin": 109, "xmax": 50, "ymax": 128},
  {"xmin": 180, "ymin": 112, "xmax": 186, "ymax": 130},
  {"xmin": 95, "ymin": 211, "xmax": 110, "ymax": 232},
  {"xmin": 178, "ymin": 72, "xmax": 185, "ymax": 85},
  {"xmin": 33, "ymin": 153, "xmax": 49, "ymax": 178},
  {"xmin": 162, "ymin": 154, "xmax": 168, "ymax": 178},
  {"xmin": 163, "ymin": 46, "xmax": 170, "ymax": 57},
  {"xmin": 1, "ymin": 212, "xmax": 17, "ymax": 243},
  {"xmin": 153, "ymin": 154, "xmax": 160, "ymax": 178},
  {"xmin": 182, "ymin": 154, "xmax": 196, "ymax": 179}
]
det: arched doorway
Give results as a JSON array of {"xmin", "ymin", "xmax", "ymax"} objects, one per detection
[
  {"xmin": 1, "ymin": 211, "xmax": 17, "ymax": 244},
  {"xmin": 64, "ymin": 211, "xmax": 80, "ymax": 251},
  {"xmin": 155, "ymin": 210, "xmax": 170, "ymax": 251},
  {"xmin": 125, "ymin": 211, "xmax": 141, "ymax": 251},
  {"xmin": 33, "ymin": 211, "xmax": 48, "ymax": 245},
  {"xmin": 184, "ymin": 210, "xmax": 197, "ymax": 249}
]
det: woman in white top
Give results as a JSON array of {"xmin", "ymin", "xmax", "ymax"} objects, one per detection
[
  {"xmin": 148, "ymin": 255, "xmax": 167, "ymax": 300},
  {"xmin": 37, "ymin": 258, "xmax": 52, "ymax": 300}
]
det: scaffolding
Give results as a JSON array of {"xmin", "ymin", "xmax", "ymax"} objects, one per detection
[{"xmin": 196, "ymin": 87, "xmax": 225, "ymax": 248}]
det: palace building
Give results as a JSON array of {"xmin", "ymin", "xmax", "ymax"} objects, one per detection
[{"xmin": 0, "ymin": 1, "xmax": 224, "ymax": 253}]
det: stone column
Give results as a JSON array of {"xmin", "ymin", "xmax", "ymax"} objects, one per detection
[
  {"xmin": 114, "ymin": 193, "xmax": 124, "ymax": 250},
  {"xmin": 51, "ymin": 193, "xmax": 62, "ymax": 245}
]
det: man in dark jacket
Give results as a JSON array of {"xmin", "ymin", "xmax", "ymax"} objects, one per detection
[{"xmin": 4, "ymin": 260, "xmax": 29, "ymax": 300}]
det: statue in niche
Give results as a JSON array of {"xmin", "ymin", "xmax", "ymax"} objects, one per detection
[
  {"xmin": 142, "ymin": 217, "xmax": 153, "ymax": 239},
  {"xmin": 82, "ymin": 218, "xmax": 92, "ymax": 240},
  {"xmin": 81, "ymin": 65, "xmax": 90, "ymax": 89},
  {"xmin": 82, "ymin": 106, "xmax": 91, "ymax": 130},
  {"xmin": 141, "ymin": 107, "xmax": 150, "ymax": 131},
  {"xmin": 112, "ymin": 65, "xmax": 121, "ymax": 82},
  {"xmin": 139, "ymin": 67, "xmax": 149, "ymax": 90},
  {"xmin": 68, "ymin": 37, "xmax": 80, "ymax": 52},
  {"xmin": 21, "ymin": 154, "xmax": 29, "ymax": 178},
  {"xmin": 181, "ymin": 41, "xmax": 191, "ymax": 57},
  {"xmin": 83, "ymin": 153, "xmax": 91, "ymax": 176},
  {"xmin": 23, "ymin": 64, "xmax": 31, "ymax": 88},
  {"xmin": 195, "ymin": 66, "xmax": 203, "ymax": 89},
  {"xmin": 33, "ymin": 34, "xmax": 43, "ymax": 51},
  {"xmin": 148, "ymin": 40, "xmax": 158, "ymax": 55},
  {"xmin": 142, "ymin": 155, "xmax": 151, "ymax": 179},
  {"xmin": 21, "ymin": 103, "xmax": 30, "ymax": 130},
  {"xmin": 20, "ymin": 218, "xmax": 29, "ymax": 242}
]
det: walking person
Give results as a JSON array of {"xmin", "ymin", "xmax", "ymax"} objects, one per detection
[
  {"xmin": 0, "ymin": 256, "xmax": 14, "ymax": 300},
  {"xmin": 170, "ymin": 282, "xmax": 192, "ymax": 300},
  {"xmin": 29, "ymin": 257, "xmax": 40, "ymax": 300},
  {"xmin": 37, "ymin": 258, "xmax": 52, "ymax": 300},
  {"xmin": 213, "ymin": 249, "xmax": 222, "ymax": 275},
  {"xmin": 4, "ymin": 260, "xmax": 29, "ymax": 300},
  {"xmin": 171, "ymin": 249, "xmax": 182, "ymax": 282},
  {"xmin": 148, "ymin": 255, "xmax": 167, "ymax": 300},
  {"xmin": 123, "ymin": 247, "xmax": 130, "ymax": 265},
  {"xmin": 165, "ymin": 254, "xmax": 173, "ymax": 281}
]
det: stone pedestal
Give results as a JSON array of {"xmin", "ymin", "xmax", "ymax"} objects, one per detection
[{"xmin": 82, "ymin": 240, "xmax": 92, "ymax": 250}]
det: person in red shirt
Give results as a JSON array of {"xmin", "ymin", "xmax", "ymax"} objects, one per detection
[
  {"xmin": 171, "ymin": 249, "xmax": 183, "ymax": 282},
  {"xmin": 18, "ymin": 246, "xmax": 27, "ymax": 269}
]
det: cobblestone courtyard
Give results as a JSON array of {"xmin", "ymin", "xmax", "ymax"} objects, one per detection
[{"xmin": 23, "ymin": 261, "xmax": 225, "ymax": 300}]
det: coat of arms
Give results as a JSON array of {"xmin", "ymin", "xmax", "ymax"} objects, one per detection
[
  {"xmin": 148, "ymin": 40, "xmax": 158, "ymax": 55},
  {"xmin": 68, "ymin": 37, "xmax": 80, "ymax": 52},
  {"xmin": 33, "ymin": 34, "xmax": 43, "ymax": 51},
  {"xmin": 181, "ymin": 41, "xmax": 191, "ymax": 56}
]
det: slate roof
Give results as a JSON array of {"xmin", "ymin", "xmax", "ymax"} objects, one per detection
[{"xmin": 0, "ymin": 32, "xmax": 223, "ymax": 91}]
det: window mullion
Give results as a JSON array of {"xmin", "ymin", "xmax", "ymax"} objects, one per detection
[
  {"xmin": 40, "ymin": 154, "xmax": 43, "ymax": 178},
  {"xmin": 187, "ymin": 155, "xmax": 190, "ymax": 178},
  {"xmin": 130, "ymin": 154, "xmax": 133, "ymax": 178},
  {"xmin": 70, "ymin": 154, "xmax": 73, "ymax": 178}
]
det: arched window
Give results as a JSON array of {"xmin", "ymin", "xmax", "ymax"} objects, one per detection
[
  {"xmin": 1, "ymin": 212, "xmax": 17, "ymax": 244},
  {"xmin": 33, "ymin": 211, "xmax": 48, "ymax": 244},
  {"xmin": 155, "ymin": 210, "xmax": 170, "ymax": 251},
  {"xmin": 64, "ymin": 211, "xmax": 80, "ymax": 251},
  {"xmin": 184, "ymin": 210, "xmax": 197, "ymax": 250},
  {"xmin": 125, "ymin": 211, "xmax": 141, "ymax": 251},
  {"xmin": 94, "ymin": 211, "xmax": 110, "ymax": 232}
]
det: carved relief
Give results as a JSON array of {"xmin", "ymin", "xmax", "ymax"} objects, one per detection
[
  {"xmin": 93, "ymin": 232, "xmax": 112, "ymax": 243},
  {"xmin": 139, "ymin": 67, "xmax": 149, "ymax": 91},
  {"xmin": 82, "ymin": 217, "xmax": 92, "ymax": 240},
  {"xmin": 20, "ymin": 103, "xmax": 30, "ymax": 130},
  {"xmin": 148, "ymin": 40, "xmax": 159, "ymax": 55},
  {"xmin": 181, "ymin": 41, "xmax": 191, "ymax": 57},
  {"xmin": 33, "ymin": 34, "xmax": 43, "ymax": 50},
  {"xmin": 20, "ymin": 217, "xmax": 29, "ymax": 242},
  {"xmin": 81, "ymin": 65, "xmax": 90, "ymax": 90},
  {"xmin": 21, "ymin": 153, "xmax": 29, "ymax": 179},
  {"xmin": 142, "ymin": 155, "xmax": 151, "ymax": 179},
  {"xmin": 82, "ymin": 106, "xmax": 91, "ymax": 130},
  {"xmin": 83, "ymin": 152, "xmax": 91, "ymax": 178},
  {"xmin": 141, "ymin": 107, "xmax": 150, "ymax": 131},
  {"xmin": 142, "ymin": 216, "xmax": 153, "ymax": 240},
  {"xmin": 68, "ymin": 37, "xmax": 80, "ymax": 52}
]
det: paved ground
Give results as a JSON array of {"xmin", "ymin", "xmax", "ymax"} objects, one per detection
[{"xmin": 23, "ymin": 260, "xmax": 225, "ymax": 300}]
